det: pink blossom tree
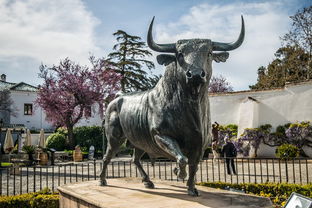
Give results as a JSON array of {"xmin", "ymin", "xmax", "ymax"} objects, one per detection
[
  {"xmin": 36, "ymin": 57, "xmax": 121, "ymax": 149},
  {"xmin": 209, "ymin": 75, "xmax": 233, "ymax": 93}
]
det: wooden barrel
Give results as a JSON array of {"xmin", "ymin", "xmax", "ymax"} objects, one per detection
[
  {"xmin": 39, "ymin": 152, "xmax": 48, "ymax": 165},
  {"xmin": 73, "ymin": 150, "xmax": 83, "ymax": 162}
]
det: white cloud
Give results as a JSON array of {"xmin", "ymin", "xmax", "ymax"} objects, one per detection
[
  {"xmin": 0, "ymin": 0, "xmax": 101, "ymax": 67},
  {"xmin": 152, "ymin": 2, "xmax": 291, "ymax": 90}
]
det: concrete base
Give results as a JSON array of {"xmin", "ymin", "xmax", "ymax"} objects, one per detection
[{"xmin": 58, "ymin": 178, "xmax": 272, "ymax": 208}]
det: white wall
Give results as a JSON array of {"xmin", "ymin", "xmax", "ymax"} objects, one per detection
[
  {"xmin": 210, "ymin": 81, "xmax": 312, "ymax": 132},
  {"xmin": 210, "ymin": 81, "xmax": 312, "ymax": 157}
]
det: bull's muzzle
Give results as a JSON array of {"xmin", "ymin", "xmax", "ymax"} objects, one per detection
[
  {"xmin": 186, "ymin": 69, "xmax": 206, "ymax": 100},
  {"xmin": 186, "ymin": 69, "xmax": 206, "ymax": 82}
]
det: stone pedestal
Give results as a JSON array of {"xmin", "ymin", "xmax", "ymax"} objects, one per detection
[{"xmin": 58, "ymin": 178, "xmax": 272, "ymax": 208}]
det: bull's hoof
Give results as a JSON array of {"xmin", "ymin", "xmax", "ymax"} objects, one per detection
[
  {"xmin": 99, "ymin": 179, "xmax": 107, "ymax": 186},
  {"xmin": 173, "ymin": 167, "xmax": 187, "ymax": 180},
  {"xmin": 188, "ymin": 188, "xmax": 200, "ymax": 196},
  {"xmin": 144, "ymin": 181, "xmax": 155, "ymax": 189}
]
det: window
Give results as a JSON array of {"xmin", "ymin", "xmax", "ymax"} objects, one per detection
[
  {"xmin": 24, "ymin": 104, "xmax": 33, "ymax": 115},
  {"xmin": 84, "ymin": 105, "xmax": 92, "ymax": 117}
]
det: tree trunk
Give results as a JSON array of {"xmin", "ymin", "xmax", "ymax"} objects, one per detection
[{"xmin": 67, "ymin": 124, "xmax": 75, "ymax": 150}]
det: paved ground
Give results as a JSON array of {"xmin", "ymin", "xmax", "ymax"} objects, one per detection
[
  {"xmin": 58, "ymin": 178, "xmax": 273, "ymax": 208},
  {"xmin": 1, "ymin": 157, "xmax": 312, "ymax": 195}
]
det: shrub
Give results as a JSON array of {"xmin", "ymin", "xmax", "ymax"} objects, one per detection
[
  {"xmin": 276, "ymin": 144, "xmax": 299, "ymax": 160},
  {"xmin": 217, "ymin": 124, "xmax": 238, "ymax": 147},
  {"xmin": 259, "ymin": 124, "xmax": 272, "ymax": 133},
  {"xmin": 46, "ymin": 133, "xmax": 67, "ymax": 151},
  {"xmin": 0, "ymin": 188, "xmax": 59, "ymax": 208},
  {"xmin": 22, "ymin": 145, "xmax": 36, "ymax": 154},
  {"xmin": 30, "ymin": 195, "xmax": 59, "ymax": 208},
  {"xmin": 56, "ymin": 127, "xmax": 68, "ymax": 136},
  {"xmin": 73, "ymin": 126, "xmax": 103, "ymax": 153},
  {"xmin": 235, "ymin": 128, "xmax": 267, "ymax": 156},
  {"xmin": 275, "ymin": 125, "xmax": 286, "ymax": 136},
  {"xmin": 117, "ymin": 141, "xmax": 133, "ymax": 156},
  {"xmin": 199, "ymin": 181, "xmax": 312, "ymax": 207}
]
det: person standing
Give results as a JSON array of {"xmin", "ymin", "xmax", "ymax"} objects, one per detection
[
  {"xmin": 221, "ymin": 135, "xmax": 237, "ymax": 175},
  {"xmin": 211, "ymin": 122, "xmax": 219, "ymax": 162}
]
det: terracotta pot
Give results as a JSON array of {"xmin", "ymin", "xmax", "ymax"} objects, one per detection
[
  {"xmin": 73, "ymin": 151, "xmax": 83, "ymax": 162},
  {"xmin": 39, "ymin": 152, "xmax": 48, "ymax": 165}
]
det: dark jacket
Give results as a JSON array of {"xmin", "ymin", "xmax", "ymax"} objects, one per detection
[{"xmin": 221, "ymin": 142, "xmax": 237, "ymax": 158}]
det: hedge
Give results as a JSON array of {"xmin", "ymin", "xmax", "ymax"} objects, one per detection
[
  {"xmin": 276, "ymin": 144, "xmax": 299, "ymax": 160},
  {"xmin": 0, "ymin": 188, "xmax": 59, "ymax": 208},
  {"xmin": 199, "ymin": 181, "xmax": 312, "ymax": 207},
  {"xmin": 48, "ymin": 126, "xmax": 104, "ymax": 153},
  {"xmin": 46, "ymin": 133, "xmax": 67, "ymax": 151}
]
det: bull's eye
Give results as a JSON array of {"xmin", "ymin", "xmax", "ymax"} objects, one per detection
[{"xmin": 177, "ymin": 53, "xmax": 184, "ymax": 65}]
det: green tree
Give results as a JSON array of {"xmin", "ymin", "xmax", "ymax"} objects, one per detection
[
  {"xmin": 250, "ymin": 46, "xmax": 310, "ymax": 90},
  {"xmin": 281, "ymin": 5, "xmax": 311, "ymax": 78},
  {"xmin": 107, "ymin": 30, "xmax": 156, "ymax": 92},
  {"xmin": 250, "ymin": 6, "xmax": 311, "ymax": 90}
]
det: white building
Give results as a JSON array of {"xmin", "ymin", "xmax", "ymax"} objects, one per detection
[{"xmin": 0, "ymin": 74, "xmax": 102, "ymax": 131}]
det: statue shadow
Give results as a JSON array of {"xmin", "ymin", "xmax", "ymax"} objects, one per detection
[{"xmin": 107, "ymin": 183, "xmax": 269, "ymax": 208}]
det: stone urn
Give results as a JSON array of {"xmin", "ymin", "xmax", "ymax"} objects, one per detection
[
  {"xmin": 39, "ymin": 152, "xmax": 48, "ymax": 165},
  {"xmin": 73, "ymin": 146, "xmax": 83, "ymax": 162}
]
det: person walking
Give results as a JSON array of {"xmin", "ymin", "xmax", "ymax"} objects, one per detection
[{"xmin": 221, "ymin": 135, "xmax": 237, "ymax": 175}]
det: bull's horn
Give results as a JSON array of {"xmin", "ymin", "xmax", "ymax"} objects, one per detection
[
  {"xmin": 147, "ymin": 17, "xmax": 176, "ymax": 53},
  {"xmin": 212, "ymin": 15, "xmax": 245, "ymax": 51}
]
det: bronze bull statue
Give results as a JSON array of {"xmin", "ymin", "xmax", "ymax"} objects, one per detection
[{"xmin": 100, "ymin": 16, "xmax": 245, "ymax": 196}]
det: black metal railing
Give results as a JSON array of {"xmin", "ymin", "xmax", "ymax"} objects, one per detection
[{"xmin": 0, "ymin": 158, "xmax": 311, "ymax": 195}]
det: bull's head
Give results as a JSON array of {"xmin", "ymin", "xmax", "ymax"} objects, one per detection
[{"xmin": 147, "ymin": 16, "xmax": 244, "ymax": 99}]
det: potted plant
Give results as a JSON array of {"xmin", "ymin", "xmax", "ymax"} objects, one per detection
[{"xmin": 22, "ymin": 145, "xmax": 36, "ymax": 163}]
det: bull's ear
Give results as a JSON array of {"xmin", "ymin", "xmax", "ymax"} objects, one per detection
[
  {"xmin": 213, "ymin": 52, "xmax": 229, "ymax": 63},
  {"xmin": 157, "ymin": 54, "xmax": 176, "ymax": 66}
]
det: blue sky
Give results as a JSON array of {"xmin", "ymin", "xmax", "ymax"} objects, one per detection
[{"xmin": 0, "ymin": 0, "xmax": 310, "ymax": 90}]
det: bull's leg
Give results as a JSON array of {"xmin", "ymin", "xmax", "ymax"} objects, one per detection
[
  {"xmin": 133, "ymin": 148, "xmax": 154, "ymax": 188},
  {"xmin": 154, "ymin": 135, "xmax": 188, "ymax": 180},
  {"xmin": 99, "ymin": 145, "xmax": 118, "ymax": 186},
  {"xmin": 99, "ymin": 111, "xmax": 125, "ymax": 186},
  {"xmin": 187, "ymin": 158, "xmax": 201, "ymax": 196}
]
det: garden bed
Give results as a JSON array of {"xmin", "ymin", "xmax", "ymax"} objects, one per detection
[{"xmin": 0, "ymin": 188, "xmax": 59, "ymax": 208}]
